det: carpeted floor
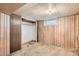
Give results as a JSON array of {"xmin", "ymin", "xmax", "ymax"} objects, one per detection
[{"xmin": 11, "ymin": 41, "xmax": 78, "ymax": 56}]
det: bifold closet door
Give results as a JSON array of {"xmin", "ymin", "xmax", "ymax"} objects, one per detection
[
  {"xmin": 21, "ymin": 22, "xmax": 36, "ymax": 44},
  {"xmin": 0, "ymin": 12, "xmax": 10, "ymax": 56}
]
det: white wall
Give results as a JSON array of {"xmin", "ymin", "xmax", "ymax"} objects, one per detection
[{"xmin": 21, "ymin": 22, "xmax": 36, "ymax": 44}]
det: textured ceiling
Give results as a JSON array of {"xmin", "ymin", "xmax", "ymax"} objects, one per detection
[
  {"xmin": 14, "ymin": 3, "xmax": 79, "ymax": 20},
  {"xmin": 0, "ymin": 3, "xmax": 25, "ymax": 15}
]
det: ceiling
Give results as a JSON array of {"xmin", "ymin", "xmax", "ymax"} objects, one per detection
[
  {"xmin": 0, "ymin": 3, "xmax": 25, "ymax": 15},
  {"xmin": 14, "ymin": 3, "xmax": 79, "ymax": 21}
]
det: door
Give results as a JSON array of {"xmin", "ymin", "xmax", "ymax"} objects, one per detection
[
  {"xmin": 10, "ymin": 14, "xmax": 21, "ymax": 53},
  {"xmin": 21, "ymin": 22, "xmax": 36, "ymax": 44}
]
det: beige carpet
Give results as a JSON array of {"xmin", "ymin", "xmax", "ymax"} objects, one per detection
[{"xmin": 11, "ymin": 41, "xmax": 78, "ymax": 56}]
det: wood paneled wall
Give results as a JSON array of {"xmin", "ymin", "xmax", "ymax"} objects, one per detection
[
  {"xmin": 10, "ymin": 14, "xmax": 21, "ymax": 53},
  {"xmin": 37, "ymin": 14, "xmax": 79, "ymax": 51},
  {"xmin": 0, "ymin": 12, "xmax": 10, "ymax": 56}
]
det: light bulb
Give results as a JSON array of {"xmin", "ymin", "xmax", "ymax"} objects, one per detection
[{"xmin": 45, "ymin": 4, "xmax": 55, "ymax": 15}]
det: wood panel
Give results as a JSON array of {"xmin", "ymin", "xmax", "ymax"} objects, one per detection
[
  {"xmin": 0, "ymin": 12, "xmax": 10, "ymax": 56},
  {"xmin": 37, "ymin": 14, "xmax": 79, "ymax": 52},
  {"xmin": 10, "ymin": 14, "xmax": 21, "ymax": 53}
]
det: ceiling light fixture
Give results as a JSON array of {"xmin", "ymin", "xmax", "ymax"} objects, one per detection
[{"xmin": 45, "ymin": 3, "xmax": 55, "ymax": 15}]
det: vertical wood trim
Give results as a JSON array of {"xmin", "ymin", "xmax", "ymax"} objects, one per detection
[{"xmin": 36, "ymin": 21, "xmax": 37, "ymax": 42}]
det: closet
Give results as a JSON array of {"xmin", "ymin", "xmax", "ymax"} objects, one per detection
[{"xmin": 21, "ymin": 19, "xmax": 36, "ymax": 44}]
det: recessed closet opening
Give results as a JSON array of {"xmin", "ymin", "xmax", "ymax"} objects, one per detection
[{"xmin": 21, "ymin": 18, "xmax": 37, "ymax": 45}]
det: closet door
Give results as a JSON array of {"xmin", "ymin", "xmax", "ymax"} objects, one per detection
[
  {"xmin": 10, "ymin": 14, "xmax": 21, "ymax": 53},
  {"xmin": 21, "ymin": 22, "xmax": 36, "ymax": 44},
  {"xmin": 0, "ymin": 12, "xmax": 10, "ymax": 56}
]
